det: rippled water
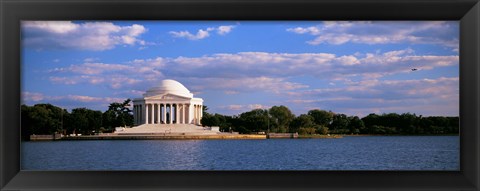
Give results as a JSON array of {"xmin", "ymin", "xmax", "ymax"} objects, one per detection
[{"xmin": 21, "ymin": 136, "xmax": 459, "ymax": 170}]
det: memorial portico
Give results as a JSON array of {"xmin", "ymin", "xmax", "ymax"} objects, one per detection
[{"xmin": 132, "ymin": 79, "xmax": 203, "ymax": 126}]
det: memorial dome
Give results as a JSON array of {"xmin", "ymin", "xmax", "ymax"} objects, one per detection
[{"xmin": 144, "ymin": 79, "xmax": 193, "ymax": 98}]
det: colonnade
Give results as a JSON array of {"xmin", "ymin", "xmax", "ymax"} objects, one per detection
[{"xmin": 133, "ymin": 103, "xmax": 203, "ymax": 125}]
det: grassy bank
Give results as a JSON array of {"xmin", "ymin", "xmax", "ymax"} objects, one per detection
[{"xmin": 297, "ymin": 134, "xmax": 343, "ymax": 139}]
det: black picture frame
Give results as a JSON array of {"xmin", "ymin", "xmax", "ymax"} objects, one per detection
[{"xmin": 1, "ymin": 0, "xmax": 479, "ymax": 190}]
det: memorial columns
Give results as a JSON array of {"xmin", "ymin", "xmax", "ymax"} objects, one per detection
[
  {"xmin": 170, "ymin": 104, "xmax": 173, "ymax": 124},
  {"xmin": 175, "ymin": 104, "xmax": 179, "ymax": 124},
  {"xmin": 163, "ymin": 103, "xmax": 166, "ymax": 124},
  {"xmin": 193, "ymin": 104, "xmax": 196, "ymax": 124},
  {"xmin": 194, "ymin": 105, "xmax": 198, "ymax": 125},
  {"xmin": 145, "ymin": 104, "xmax": 149, "ymax": 124},
  {"xmin": 157, "ymin": 104, "xmax": 161, "ymax": 124},
  {"xmin": 199, "ymin": 105, "xmax": 202, "ymax": 125},
  {"xmin": 184, "ymin": 104, "xmax": 187, "ymax": 124}
]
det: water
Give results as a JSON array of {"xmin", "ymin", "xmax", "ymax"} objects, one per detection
[{"xmin": 21, "ymin": 136, "xmax": 459, "ymax": 170}]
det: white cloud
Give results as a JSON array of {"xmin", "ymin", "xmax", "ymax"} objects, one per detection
[
  {"xmin": 22, "ymin": 92, "xmax": 45, "ymax": 102},
  {"xmin": 67, "ymin": 95, "xmax": 103, "ymax": 102},
  {"xmin": 22, "ymin": 21, "xmax": 147, "ymax": 51},
  {"xmin": 49, "ymin": 77, "xmax": 79, "ymax": 85},
  {"xmin": 162, "ymin": 50, "xmax": 457, "ymax": 81},
  {"xmin": 22, "ymin": 92, "xmax": 127, "ymax": 106},
  {"xmin": 217, "ymin": 25, "xmax": 235, "ymax": 35},
  {"xmin": 225, "ymin": 105, "xmax": 244, "ymax": 111},
  {"xmin": 224, "ymin": 90, "xmax": 240, "ymax": 95},
  {"xmin": 286, "ymin": 21, "xmax": 459, "ymax": 50},
  {"xmin": 289, "ymin": 77, "xmax": 459, "ymax": 117},
  {"xmin": 23, "ymin": 21, "xmax": 78, "ymax": 34},
  {"xmin": 169, "ymin": 29, "xmax": 211, "ymax": 40},
  {"xmin": 83, "ymin": 57, "xmax": 99, "ymax": 63},
  {"xmin": 286, "ymin": 26, "xmax": 320, "ymax": 34},
  {"xmin": 183, "ymin": 77, "xmax": 308, "ymax": 94},
  {"xmin": 219, "ymin": 104, "xmax": 269, "ymax": 114},
  {"xmin": 248, "ymin": 104, "xmax": 268, "ymax": 110},
  {"xmin": 46, "ymin": 49, "xmax": 457, "ymax": 99},
  {"xmin": 48, "ymin": 58, "xmax": 165, "ymax": 89},
  {"xmin": 169, "ymin": 25, "xmax": 235, "ymax": 40}
]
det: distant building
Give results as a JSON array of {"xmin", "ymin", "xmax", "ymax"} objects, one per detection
[{"xmin": 132, "ymin": 79, "xmax": 203, "ymax": 126}]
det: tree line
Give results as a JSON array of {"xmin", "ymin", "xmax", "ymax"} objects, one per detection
[
  {"xmin": 200, "ymin": 105, "xmax": 459, "ymax": 135},
  {"xmin": 21, "ymin": 99, "xmax": 133, "ymax": 140},
  {"xmin": 21, "ymin": 101, "xmax": 458, "ymax": 140}
]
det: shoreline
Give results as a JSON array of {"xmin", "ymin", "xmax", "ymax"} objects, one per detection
[
  {"xmin": 60, "ymin": 133, "xmax": 267, "ymax": 140},
  {"xmin": 28, "ymin": 133, "xmax": 458, "ymax": 141}
]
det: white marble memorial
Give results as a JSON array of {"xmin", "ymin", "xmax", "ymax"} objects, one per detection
[{"xmin": 132, "ymin": 79, "xmax": 204, "ymax": 126}]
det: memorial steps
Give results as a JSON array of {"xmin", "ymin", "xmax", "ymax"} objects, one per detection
[
  {"xmin": 64, "ymin": 124, "xmax": 266, "ymax": 140},
  {"xmin": 116, "ymin": 124, "xmax": 221, "ymax": 135}
]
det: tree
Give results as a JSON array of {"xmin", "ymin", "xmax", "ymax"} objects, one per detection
[
  {"xmin": 102, "ymin": 110, "xmax": 117, "ymax": 132},
  {"xmin": 21, "ymin": 102, "xmax": 460, "ymax": 137},
  {"xmin": 361, "ymin": 113, "xmax": 380, "ymax": 133},
  {"xmin": 329, "ymin": 113, "xmax": 350, "ymax": 132},
  {"xmin": 290, "ymin": 114, "xmax": 315, "ymax": 133},
  {"xmin": 238, "ymin": 109, "xmax": 269, "ymax": 133},
  {"xmin": 69, "ymin": 108, "xmax": 89, "ymax": 135},
  {"xmin": 317, "ymin": 126, "xmax": 329, "ymax": 135},
  {"xmin": 269, "ymin": 105, "xmax": 295, "ymax": 133},
  {"xmin": 66, "ymin": 107, "xmax": 103, "ymax": 135},
  {"xmin": 348, "ymin": 116, "xmax": 364, "ymax": 134},
  {"xmin": 23, "ymin": 104, "xmax": 64, "ymax": 135},
  {"xmin": 398, "ymin": 113, "xmax": 417, "ymax": 134},
  {"xmin": 89, "ymin": 110, "xmax": 103, "ymax": 134},
  {"xmin": 103, "ymin": 99, "xmax": 133, "ymax": 129},
  {"xmin": 201, "ymin": 113, "xmax": 220, "ymax": 127},
  {"xmin": 202, "ymin": 105, "xmax": 209, "ymax": 115},
  {"xmin": 214, "ymin": 113, "xmax": 230, "ymax": 130},
  {"xmin": 307, "ymin": 109, "xmax": 334, "ymax": 126}
]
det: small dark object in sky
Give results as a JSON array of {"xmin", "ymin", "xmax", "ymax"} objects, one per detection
[{"xmin": 411, "ymin": 68, "xmax": 418, "ymax": 71}]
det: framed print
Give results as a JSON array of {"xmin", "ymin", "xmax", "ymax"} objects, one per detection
[{"xmin": 1, "ymin": 0, "xmax": 479, "ymax": 190}]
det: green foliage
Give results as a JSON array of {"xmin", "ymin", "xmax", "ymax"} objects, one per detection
[
  {"xmin": 238, "ymin": 109, "xmax": 269, "ymax": 133},
  {"xmin": 348, "ymin": 116, "xmax": 364, "ymax": 134},
  {"xmin": 298, "ymin": 127, "xmax": 316, "ymax": 135},
  {"xmin": 316, "ymin": 126, "xmax": 329, "ymax": 135},
  {"xmin": 21, "ymin": 102, "xmax": 459, "ymax": 137},
  {"xmin": 21, "ymin": 104, "xmax": 65, "ymax": 139},
  {"xmin": 69, "ymin": 108, "xmax": 102, "ymax": 135},
  {"xmin": 268, "ymin": 105, "xmax": 295, "ymax": 133},
  {"xmin": 201, "ymin": 113, "xmax": 220, "ymax": 127},
  {"xmin": 202, "ymin": 105, "xmax": 209, "ymax": 114},
  {"xmin": 329, "ymin": 113, "xmax": 350, "ymax": 130},
  {"xmin": 21, "ymin": 99, "xmax": 133, "ymax": 138},
  {"xmin": 103, "ymin": 99, "xmax": 133, "ymax": 129},
  {"xmin": 361, "ymin": 113, "xmax": 458, "ymax": 135},
  {"xmin": 290, "ymin": 114, "xmax": 315, "ymax": 133},
  {"xmin": 195, "ymin": 107, "xmax": 458, "ymax": 135},
  {"xmin": 307, "ymin": 109, "xmax": 334, "ymax": 127}
]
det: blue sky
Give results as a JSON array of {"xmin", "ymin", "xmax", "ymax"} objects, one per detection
[{"xmin": 21, "ymin": 21, "xmax": 459, "ymax": 117}]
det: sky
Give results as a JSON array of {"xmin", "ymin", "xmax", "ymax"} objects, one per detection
[{"xmin": 21, "ymin": 21, "xmax": 459, "ymax": 117}]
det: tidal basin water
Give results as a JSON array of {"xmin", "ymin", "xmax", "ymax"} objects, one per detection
[{"xmin": 22, "ymin": 136, "xmax": 459, "ymax": 170}]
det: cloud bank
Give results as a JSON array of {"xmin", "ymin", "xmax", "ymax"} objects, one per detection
[
  {"xmin": 22, "ymin": 21, "xmax": 147, "ymax": 51},
  {"xmin": 286, "ymin": 21, "xmax": 458, "ymax": 50},
  {"xmin": 41, "ymin": 49, "xmax": 458, "ymax": 116},
  {"xmin": 169, "ymin": 25, "xmax": 235, "ymax": 40}
]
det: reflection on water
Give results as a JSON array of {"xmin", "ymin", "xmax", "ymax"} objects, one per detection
[{"xmin": 22, "ymin": 136, "xmax": 459, "ymax": 170}]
